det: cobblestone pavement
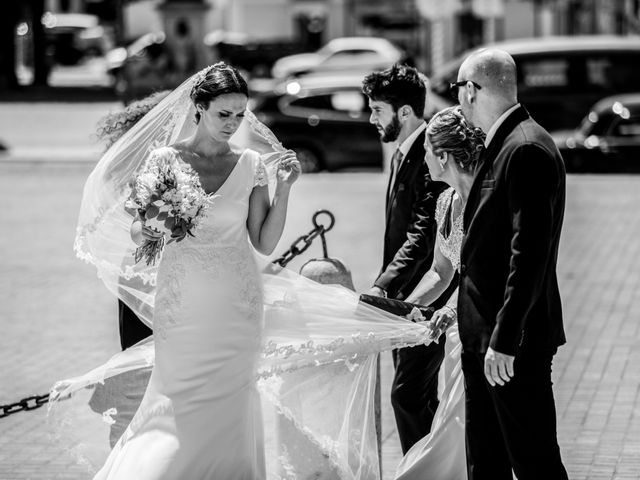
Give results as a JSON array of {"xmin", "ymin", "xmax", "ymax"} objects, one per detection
[{"xmin": 1, "ymin": 158, "xmax": 639, "ymax": 480}]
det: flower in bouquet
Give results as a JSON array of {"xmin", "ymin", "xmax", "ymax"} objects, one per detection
[{"xmin": 126, "ymin": 156, "xmax": 213, "ymax": 265}]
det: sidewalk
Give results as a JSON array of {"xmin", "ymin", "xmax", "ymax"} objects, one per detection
[{"xmin": 1, "ymin": 157, "xmax": 639, "ymax": 479}]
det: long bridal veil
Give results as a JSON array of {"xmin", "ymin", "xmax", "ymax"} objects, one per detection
[{"xmin": 49, "ymin": 65, "xmax": 435, "ymax": 479}]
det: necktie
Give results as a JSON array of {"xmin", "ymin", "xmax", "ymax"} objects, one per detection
[{"xmin": 388, "ymin": 148, "xmax": 403, "ymax": 200}]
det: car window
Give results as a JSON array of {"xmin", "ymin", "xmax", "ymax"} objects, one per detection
[
  {"xmin": 284, "ymin": 90, "xmax": 367, "ymax": 121},
  {"xmin": 289, "ymin": 94, "xmax": 334, "ymax": 110},
  {"xmin": 520, "ymin": 58, "xmax": 569, "ymax": 88},
  {"xmin": 323, "ymin": 49, "xmax": 381, "ymax": 66},
  {"xmin": 609, "ymin": 115, "xmax": 640, "ymax": 137},
  {"xmin": 328, "ymin": 49, "xmax": 377, "ymax": 58},
  {"xmin": 586, "ymin": 55, "xmax": 640, "ymax": 91}
]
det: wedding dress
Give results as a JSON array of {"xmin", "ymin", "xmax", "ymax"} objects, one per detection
[
  {"xmin": 90, "ymin": 146, "xmax": 267, "ymax": 479},
  {"xmin": 395, "ymin": 187, "xmax": 467, "ymax": 480}
]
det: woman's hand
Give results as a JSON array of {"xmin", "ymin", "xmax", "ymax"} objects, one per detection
[
  {"xmin": 131, "ymin": 217, "xmax": 164, "ymax": 246},
  {"xmin": 141, "ymin": 225, "xmax": 164, "ymax": 242},
  {"xmin": 276, "ymin": 150, "xmax": 301, "ymax": 188},
  {"xmin": 427, "ymin": 305, "xmax": 457, "ymax": 340}
]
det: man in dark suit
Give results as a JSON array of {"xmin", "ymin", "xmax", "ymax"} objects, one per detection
[
  {"xmin": 455, "ymin": 49, "xmax": 569, "ymax": 479},
  {"xmin": 362, "ymin": 64, "xmax": 455, "ymax": 453}
]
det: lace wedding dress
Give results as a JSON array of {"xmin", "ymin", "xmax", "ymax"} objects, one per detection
[
  {"xmin": 394, "ymin": 187, "xmax": 467, "ymax": 480},
  {"xmin": 93, "ymin": 146, "xmax": 268, "ymax": 479},
  {"xmin": 50, "ymin": 145, "xmax": 437, "ymax": 480}
]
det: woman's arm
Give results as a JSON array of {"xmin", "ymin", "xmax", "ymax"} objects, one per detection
[
  {"xmin": 247, "ymin": 151, "xmax": 300, "ymax": 255},
  {"xmin": 404, "ymin": 235, "xmax": 455, "ymax": 306},
  {"xmin": 247, "ymin": 183, "xmax": 290, "ymax": 255}
]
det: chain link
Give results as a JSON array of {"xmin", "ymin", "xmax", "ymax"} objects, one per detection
[
  {"xmin": 272, "ymin": 209, "xmax": 335, "ymax": 268},
  {"xmin": 0, "ymin": 394, "xmax": 50, "ymax": 419}
]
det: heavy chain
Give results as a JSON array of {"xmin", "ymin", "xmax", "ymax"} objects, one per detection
[
  {"xmin": 0, "ymin": 394, "xmax": 50, "ymax": 419},
  {"xmin": 2, "ymin": 210, "xmax": 336, "ymax": 419},
  {"xmin": 272, "ymin": 210, "xmax": 335, "ymax": 268}
]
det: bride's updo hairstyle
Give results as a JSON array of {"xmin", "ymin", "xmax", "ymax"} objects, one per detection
[
  {"xmin": 190, "ymin": 62, "xmax": 249, "ymax": 123},
  {"xmin": 426, "ymin": 106, "xmax": 485, "ymax": 172}
]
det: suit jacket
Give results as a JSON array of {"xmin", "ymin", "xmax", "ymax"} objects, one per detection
[
  {"xmin": 375, "ymin": 129, "xmax": 451, "ymax": 303},
  {"xmin": 458, "ymin": 105, "xmax": 567, "ymax": 355}
]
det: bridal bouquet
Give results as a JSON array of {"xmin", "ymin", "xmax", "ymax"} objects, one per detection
[{"xmin": 127, "ymin": 156, "xmax": 212, "ymax": 265}]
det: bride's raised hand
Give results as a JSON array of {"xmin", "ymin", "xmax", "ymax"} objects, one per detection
[{"xmin": 276, "ymin": 150, "xmax": 301, "ymax": 188}]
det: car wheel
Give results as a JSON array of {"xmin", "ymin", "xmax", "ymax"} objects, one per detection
[{"xmin": 291, "ymin": 146, "xmax": 322, "ymax": 173}]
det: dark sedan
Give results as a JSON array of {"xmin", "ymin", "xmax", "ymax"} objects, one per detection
[
  {"xmin": 251, "ymin": 74, "xmax": 383, "ymax": 172},
  {"xmin": 556, "ymin": 94, "xmax": 640, "ymax": 173}
]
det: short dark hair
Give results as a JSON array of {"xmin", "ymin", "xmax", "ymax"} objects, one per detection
[
  {"xmin": 190, "ymin": 62, "xmax": 249, "ymax": 123},
  {"xmin": 362, "ymin": 64, "xmax": 426, "ymax": 117}
]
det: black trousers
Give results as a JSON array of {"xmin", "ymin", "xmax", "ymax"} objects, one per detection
[
  {"xmin": 461, "ymin": 350, "xmax": 568, "ymax": 480},
  {"xmin": 118, "ymin": 299, "xmax": 152, "ymax": 350},
  {"xmin": 391, "ymin": 337, "xmax": 445, "ymax": 454}
]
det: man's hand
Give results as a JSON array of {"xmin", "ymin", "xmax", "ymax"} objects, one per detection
[
  {"xmin": 366, "ymin": 286, "xmax": 387, "ymax": 298},
  {"xmin": 484, "ymin": 347, "xmax": 515, "ymax": 386}
]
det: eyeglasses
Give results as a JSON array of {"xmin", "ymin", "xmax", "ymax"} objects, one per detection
[{"xmin": 449, "ymin": 80, "xmax": 482, "ymax": 100}]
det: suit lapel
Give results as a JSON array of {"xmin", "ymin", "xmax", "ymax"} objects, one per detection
[{"xmin": 463, "ymin": 106, "xmax": 530, "ymax": 231}]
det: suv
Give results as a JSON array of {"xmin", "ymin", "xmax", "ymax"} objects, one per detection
[
  {"xmin": 429, "ymin": 36, "xmax": 640, "ymax": 131},
  {"xmin": 271, "ymin": 37, "xmax": 408, "ymax": 80},
  {"xmin": 251, "ymin": 74, "xmax": 382, "ymax": 172}
]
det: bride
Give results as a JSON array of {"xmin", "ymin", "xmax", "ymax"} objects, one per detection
[
  {"xmin": 49, "ymin": 63, "xmax": 439, "ymax": 480},
  {"xmin": 98, "ymin": 63, "xmax": 301, "ymax": 479},
  {"xmin": 395, "ymin": 106, "xmax": 484, "ymax": 480}
]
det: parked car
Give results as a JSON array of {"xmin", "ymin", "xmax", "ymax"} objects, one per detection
[
  {"xmin": 204, "ymin": 30, "xmax": 306, "ymax": 78},
  {"xmin": 554, "ymin": 94, "xmax": 640, "ymax": 173},
  {"xmin": 271, "ymin": 37, "xmax": 408, "ymax": 79},
  {"xmin": 429, "ymin": 36, "xmax": 640, "ymax": 132},
  {"xmin": 251, "ymin": 74, "xmax": 382, "ymax": 172},
  {"xmin": 17, "ymin": 12, "xmax": 113, "ymax": 66}
]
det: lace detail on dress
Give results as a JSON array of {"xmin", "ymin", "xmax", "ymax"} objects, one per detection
[
  {"xmin": 254, "ymin": 158, "xmax": 268, "ymax": 187},
  {"xmin": 435, "ymin": 188, "xmax": 464, "ymax": 271}
]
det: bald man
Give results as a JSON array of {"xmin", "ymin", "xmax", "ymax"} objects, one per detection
[{"xmin": 454, "ymin": 49, "xmax": 569, "ymax": 480}]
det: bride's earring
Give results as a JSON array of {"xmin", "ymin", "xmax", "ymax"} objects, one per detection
[{"xmin": 438, "ymin": 154, "xmax": 447, "ymax": 169}]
